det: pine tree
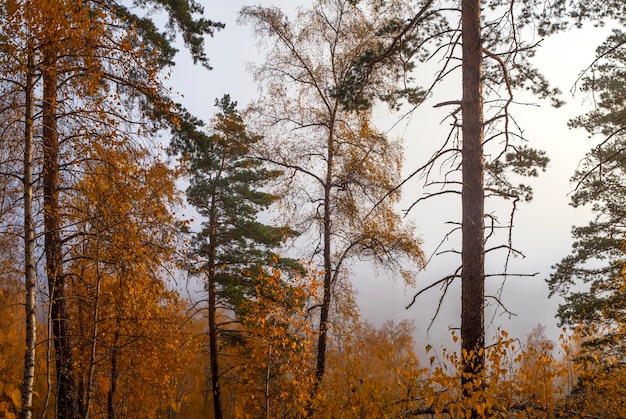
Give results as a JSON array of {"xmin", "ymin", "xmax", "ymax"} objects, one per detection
[
  {"xmin": 549, "ymin": 29, "xmax": 626, "ymax": 357},
  {"xmin": 176, "ymin": 95, "xmax": 299, "ymax": 419},
  {"xmin": 332, "ymin": 1, "xmax": 554, "ymax": 412}
]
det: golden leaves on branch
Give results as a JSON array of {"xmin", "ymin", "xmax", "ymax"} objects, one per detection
[{"xmin": 218, "ymin": 268, "xmax": 320, "ymax": 417}]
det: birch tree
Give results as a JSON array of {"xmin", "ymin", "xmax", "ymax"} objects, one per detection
[
  {"xmin": 0, "ymin": 0, "xmax": 221, "ymax": 416},
  {"xmin": 62, "ymin": 143, "xmax": 188, "ymax": 417},
  {"xmin": 20, "ymin": 48, "xmax": 36, "ymax": 419},
  {"xmin": 241, "ymin": 0, "xmax": 426, "ymax": 390},
  {"xmin": 0, "ymin": 6, "xmax": 43, "ymax": 417}
]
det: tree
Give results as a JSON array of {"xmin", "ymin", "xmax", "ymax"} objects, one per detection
[
  {"xmin": 321, "ymin": 319, "xmax": 425, "ymax": 417},
  {"xmin": 525, "ymin": 2, "xmax": 626, "ymax": 416},
  {"xmin": 0, "ymin": 3, "xmax": 86, "ymax": 415},
  {"xmin": 512, "ymin": 325, "xmax": 561, "ymax": 413},
  {"xmin": 459, "ymin": 0, "xmax": 486, "ymax": 402},
  {"xmin": 344, "ymin": 1, "xmax": 556, "ymax": 411},
  {"xmin": 0, "ymin": 9, "xmax": 36, "ymax": 416},
  {"xmin": 20, "ymin": 47, "xmax": 36, "ymax": 419},
  {"xmin": 62, "ymin": 144, "xmax": 189, "ymax": 418},
  {"xmin": 221, "ymin": 268, "xmax": 318, "ymax": 418},
  {"xmin": 306, "ymin": 1, "xmax": 555, "ymax": 413},
  {"xmin": 547, "ymin": 9, "xmax": 626, "ymax": 361},
  {"xmin": 241, "ymin": 0, "xmax": 426, "ymax": 390},
  {"xmin": 174, "ymin": 95, "xmax": 300, "ymax": 419},
  {"xmin": 0, "ymin": 1, "xmax": 222, "ymax": 416}
]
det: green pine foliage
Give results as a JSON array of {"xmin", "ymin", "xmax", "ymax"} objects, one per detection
[
  {"xmin": 112, "ymin": 0, "xmax": 224, "ymax": 68},
  {"xmin": 183, "ymin": 95, "xmax": 301, "ymax": 313},
  {"xmin": 548, "ymin": 26, "xmax": 626, "ymax": 353}
]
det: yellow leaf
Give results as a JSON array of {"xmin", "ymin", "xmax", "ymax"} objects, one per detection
[
  {"xmin": 5, "ymin": 384, "xmax": 21, "ymax": 410},
  {"xmin": 169, "ymin": 401, "xmax": 181, "ymax": 413}
]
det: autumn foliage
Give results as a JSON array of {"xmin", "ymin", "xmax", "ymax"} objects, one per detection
[{"xmin": 1, "ymin": 0, "xmax": 626, "ymax": 418}]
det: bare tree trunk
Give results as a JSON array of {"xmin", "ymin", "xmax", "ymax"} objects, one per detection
[
  {"xmin": 207, "ymin": 190, "xmax": 223, "ymax": 419},
  {"xmin": 84, "ymin": 262, "xmax": 102, "ymax": 418},
  {"xmin": 315, "ymin": 118, "xmax": 336, "ymax": 387},
  {"xmin": 43, "ymin": 49, "xmax": 80, "ymax": 419},
  {"xmin": 207, "ymin": 272, "xmax": 222, "ymax": 419},
  {"xmin": 41, "ymin": 300, "xmax": 53, "ymax": 417},
  {"xmin": 460, "ymin": 0, "xmax": 485, "ymax": 412},
  {"xmin": 107, "ymin": 331, "xmax": 119, "ymax": 419},
  {"xmin": 20, "ymin": 46, "xmax": 36, "ymax": 419},
  {"xmin": 315, "ymin": 192, "xmax": 332, "ymax": 384},
  {"xmin": 207, "ymin": 275, "xmax": 223, "ymax": 419}
]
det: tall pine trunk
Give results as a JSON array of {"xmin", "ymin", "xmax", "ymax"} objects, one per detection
[
  {"xmin": 42, "ymin": 49, "xmax": 80, "ymax": 419},
  {"xmin": 207, "ymin": 188, "xmax": 223, "ymax": 419},
  {"xmin": 460, "ymin": 0, "xmax": 485, "ymax": 411},
  {"xmin": 20, "ymin": 46, "xmax": 36, "ymax": 419},
  {"xmin": 207, "ymin": 272, "xmax": 222, "ymax": 419}
]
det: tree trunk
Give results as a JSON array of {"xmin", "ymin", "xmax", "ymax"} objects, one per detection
[
  {"xmin": 315, "ymin": 122, "xmax": 336, "ymax": 386},
  {"xmin": 207, "ymin": 189, "xmax": 223, "ymax": 419},
  {"xmin": 207, "ymin": 272, "xmax": 222, "ymax": 419},
  {"xmin": 315, "ymin": 194, "xmax": 332, "ymax": 384},
  {"xmin": 84, "ymin": 262, "xmax": 102, "ymax": 418},
  {"xmin": 43, "ymin": 49, "xmax": 80, "ymax": 419},
  {"xmin": 460, "ymin": 0, "xmax": 485, "ymax": 411},
  {"xmin": 20, "ymin": 46, "xmax": 36, "ymax": 419},
  {"xmin": 264, "ymin": 324, "xmax": 273, "ymax": 419},
  {"xmin": 107, "ymin": 331, "xmax": 119, "ymax": 419}
]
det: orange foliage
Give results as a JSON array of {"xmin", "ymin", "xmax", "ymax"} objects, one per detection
[
  {"xmin": 320, "ymin": 320, "xmax": 425, "ymax": 418},
  {"xmin": 0, "ymin": 279, "xmax": 24, "ymax": 417},
  {"xmin": 62, "ymin": 145, "xmax": 191, "ymax": 417},
  {"xmin": 217, "ymin": 269, "xmax": 319, "ymax": 418}
]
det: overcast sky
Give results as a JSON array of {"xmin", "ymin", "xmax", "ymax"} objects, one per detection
[{"xmin": 167, "ymin": 1, "xmax": 614, "ymax": 355}]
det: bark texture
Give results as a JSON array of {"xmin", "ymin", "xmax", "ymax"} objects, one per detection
[
  {"xmin": 207, "ymin": 189, "xmax": 223, "ymax": 419},
  {"xmin": 20, "ymin": 48, "xmax": 36, "ymax": 419},
  {"xmin": 43, "ymin": 50, "xmax": 80, "ymax": 419},
  {"xmin": 315, "ymin": 124, "xmax": 335, "ymax": 384},
  {"xmin": 460, "ymin": 0, "xmax": 485, "ymax": 403}
]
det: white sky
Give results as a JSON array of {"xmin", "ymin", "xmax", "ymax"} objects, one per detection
[{"xmin": 167, "ymin": 1, "xmax": 614, "ymax": 355}]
